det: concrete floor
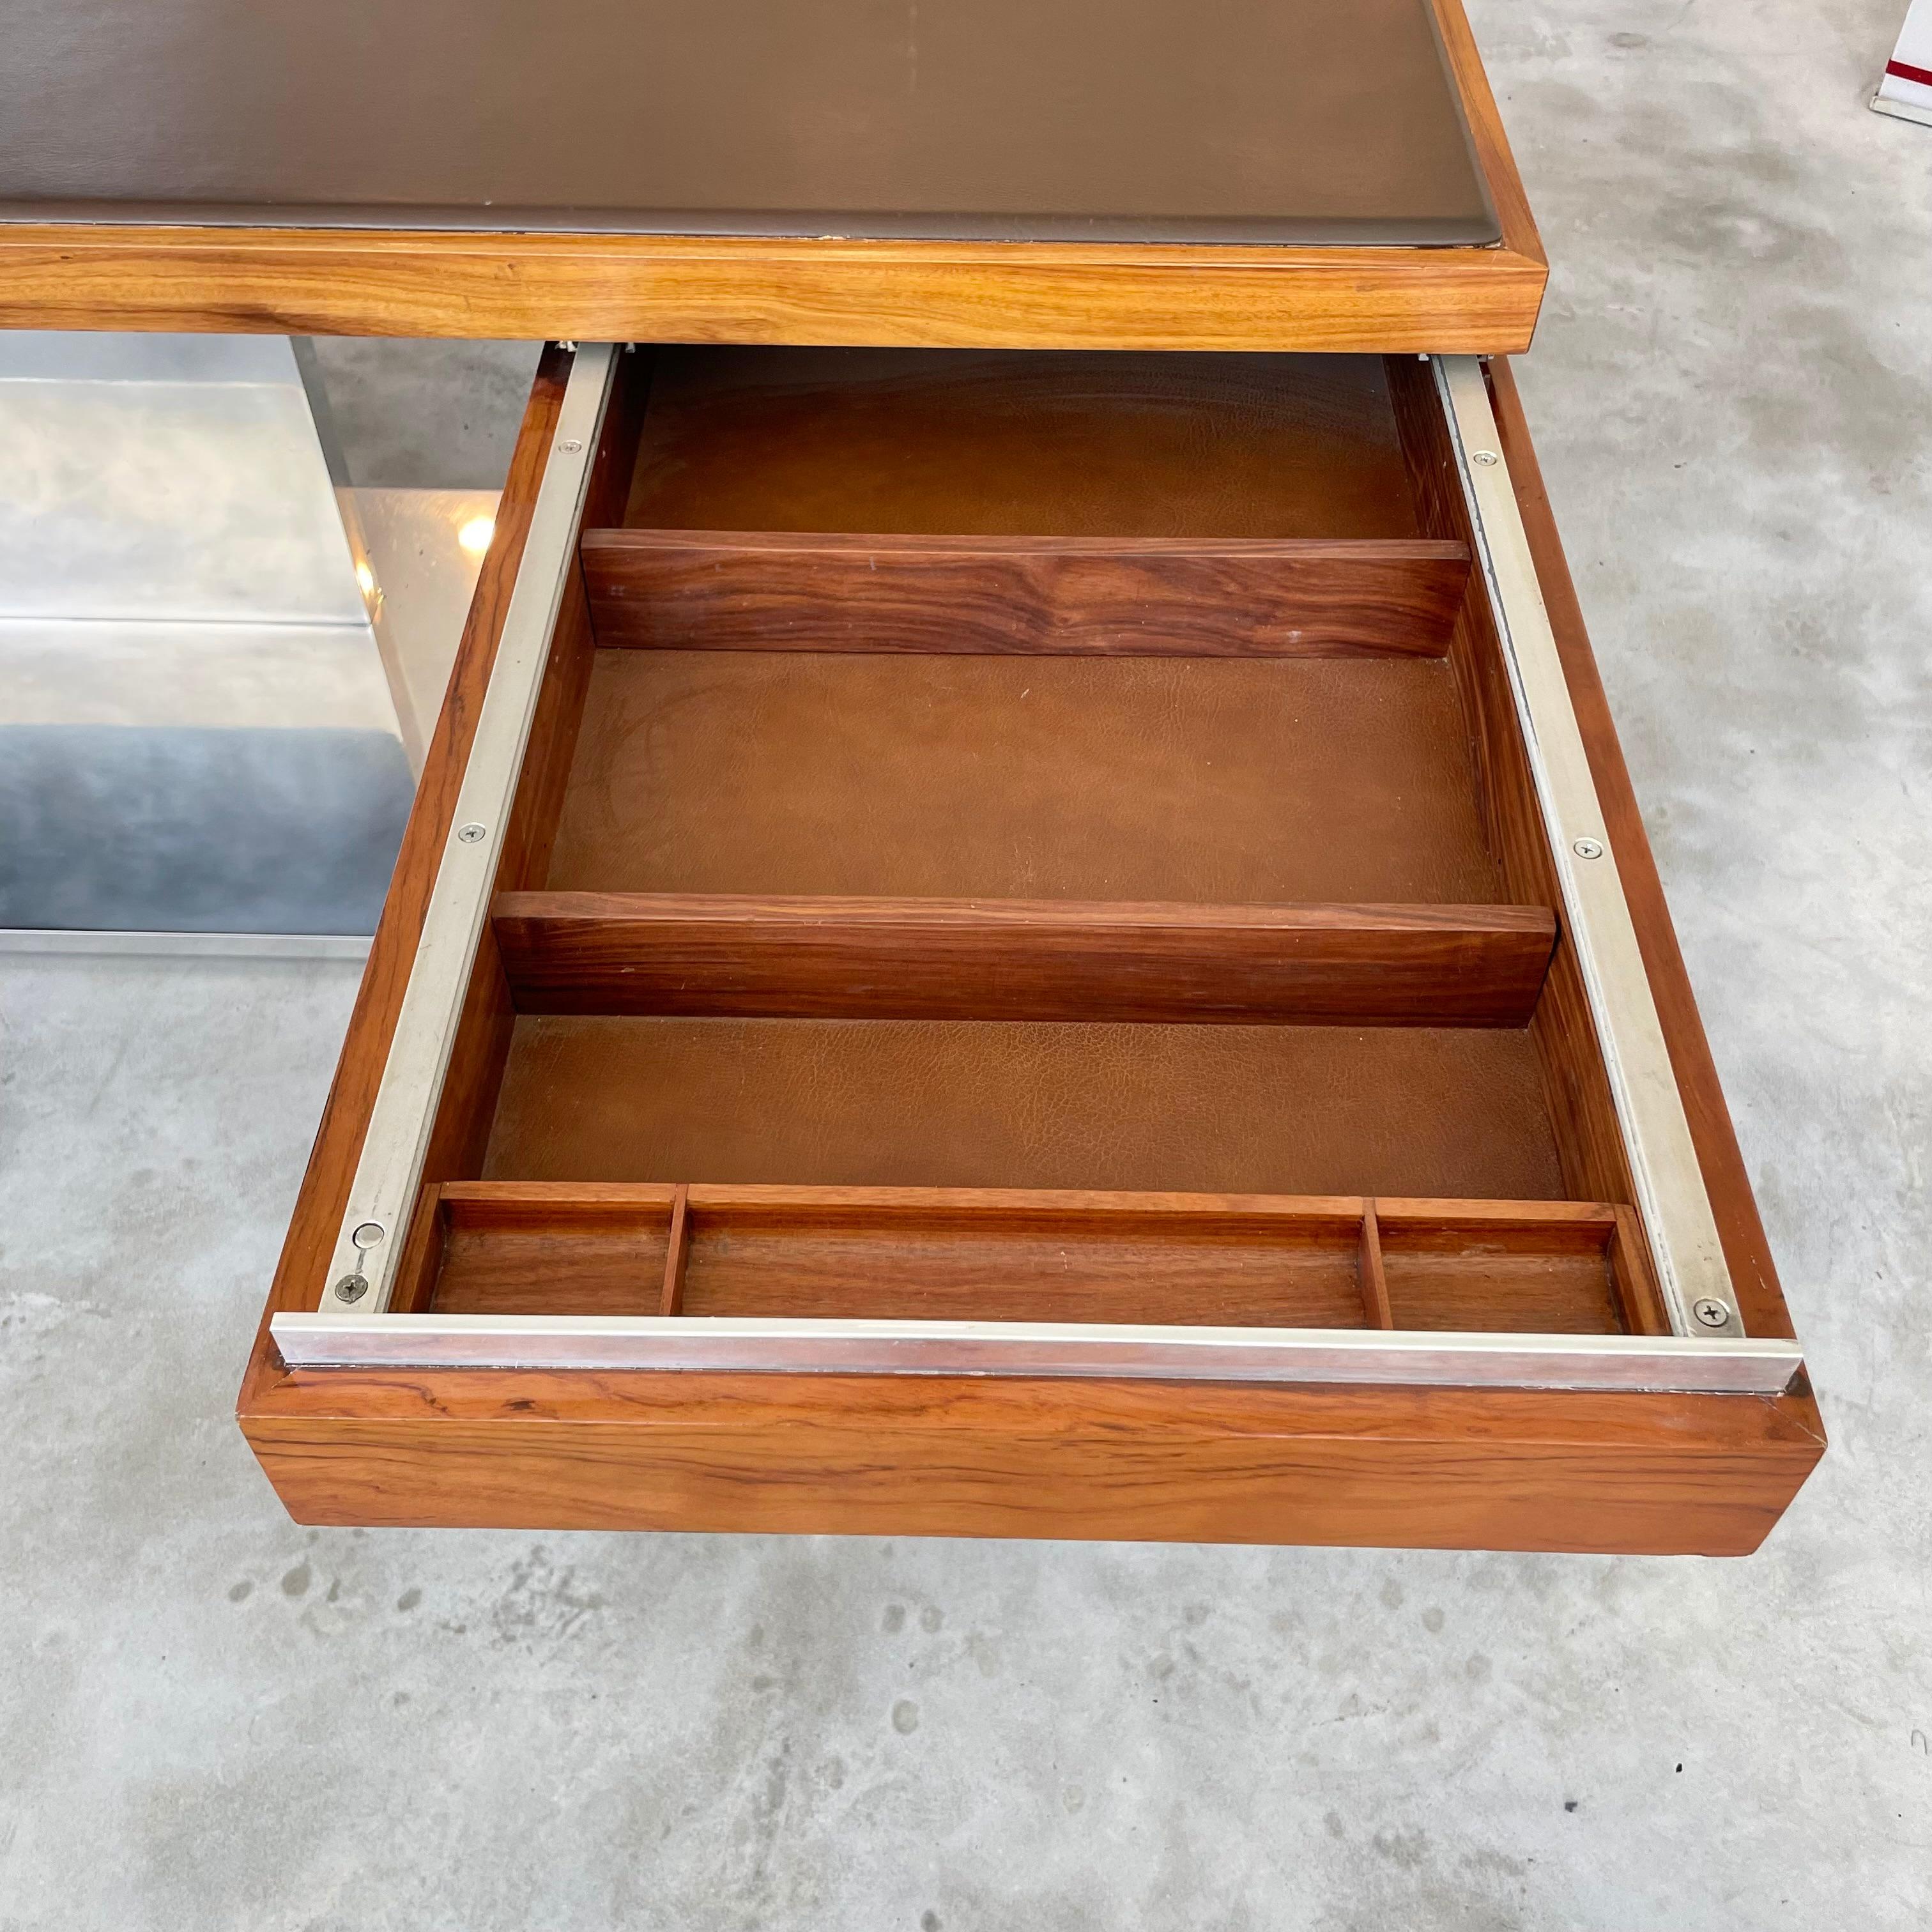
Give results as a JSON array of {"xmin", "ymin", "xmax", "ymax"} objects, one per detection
[{"xmin": 4, "ymin": 3, "xmax": 1931, "ymax": 1923}]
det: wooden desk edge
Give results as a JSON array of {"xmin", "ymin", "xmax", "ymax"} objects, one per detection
[{"xmin": 0, "ymin": 225, "xmax": 1544, "ymax": 351}]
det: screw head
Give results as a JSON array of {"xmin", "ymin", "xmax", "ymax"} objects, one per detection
[
  {"xmin": 350, "ymin": 1222, "xmax": 385, "ymax": 1252},
  {"xmin": 1692, "ymin": 1298, "xmax": 1731, "ymax": 1330},
  {"xmin": 557, "ymin": 438, "xmax": 584, "ymax": 454},
  {"xmin": 1573, "ymin": 837, "xmax": 1606, "ymax": 861},
  {"xmin": 456, "ymin": 822, "xmax": 487, "ymax": 845},
  {"xmin": 333, "ymin": 1274, "xmax": 370, "ymax": 1304},
  {"xmin": 1471, "ymin": 450, "xmax": 1499, "ymax": 466}
]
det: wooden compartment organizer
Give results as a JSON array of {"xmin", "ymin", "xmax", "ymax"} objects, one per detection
[{"xmin": 243, "ymin": 342, "xmax": 1820, "ymax": 1550}]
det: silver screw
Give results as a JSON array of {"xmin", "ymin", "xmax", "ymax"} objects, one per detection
[
  {"xmin": 1692, "ymin": 1298, "xmax": 1731, "ymax": 1330},
  {"xmin": 557, "ymin": 438, "xmax": 583, "ymax": 454},
  {"xmin": 351, "ymin": 1222, "xmax": 385, "ymax": 1252},
  {"xmin": 457, "ymin": 822, "xmax": 487, "ymax": 845},
  {"xmin": 334, "ymin": 1274, "xmax": 369, "ymax": 1303},
  {"xmin": 1573, "ymin": 837, "xmax": 1606, "ymax": 860},
  {"xmin": 1471, "ymin": 450, "xmax": 1499, "ymax": 466}
]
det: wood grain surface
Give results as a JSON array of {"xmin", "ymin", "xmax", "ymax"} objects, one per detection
[
  {"xmin": 579, "ymin": 530, "xmax": 1471, "ymax": 657},
  {"xmin": 244, "ymin": 1371, "xmax": 1816, "ymax": 1552},
  {"xmin": 491, "ymin": 892, "xmax": 1557, "ymax": 1025}
]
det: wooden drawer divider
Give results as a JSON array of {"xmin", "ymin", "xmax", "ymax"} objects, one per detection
[
  {"xmin": 277, "ymin": 1181, "xmax": 1792, "ymax": 1390},
  {"xmin": 579, "ymin": 530, "xmax": 1473, "ymax": 658},
  {"xmin": 490, "ymin": 891, "xmax": 1558, "ymax": 1026}
]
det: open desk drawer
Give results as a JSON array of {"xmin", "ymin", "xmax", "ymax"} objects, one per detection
[{"xmin": 239, "ymin": 342, "xmax": 1822, "ymax": 1551}]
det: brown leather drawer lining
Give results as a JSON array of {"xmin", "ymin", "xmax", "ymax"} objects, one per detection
[
  {"xmin": 545, "ymin": 650, "xmax": 1501, "ymax": 905},
  {"xmin": 481, "ymin": 1016, "xmax": 1567, "ymax": 1201}
]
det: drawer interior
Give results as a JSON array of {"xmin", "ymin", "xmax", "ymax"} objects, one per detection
[
  {"xmin": 542, "ymin": 651, "xmax": 1495, "ymax": 904},
  {"xmin": 397, "ymin": 347, "xmax": 1664, "ymax": 1343}
]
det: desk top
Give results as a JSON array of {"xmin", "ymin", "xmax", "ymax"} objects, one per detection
[
  {"xmin": 0, "ymin": 0, "xmax": 1542, "ymax": 349},
  {"xmin": 1, "ymin": 0, "xmax": 1494, "ymax": 246}
]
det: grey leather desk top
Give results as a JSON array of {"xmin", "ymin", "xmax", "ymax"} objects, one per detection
[{"xmin": 0, "ymin": 0, "xmax": 1498, "ymax": 246}]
